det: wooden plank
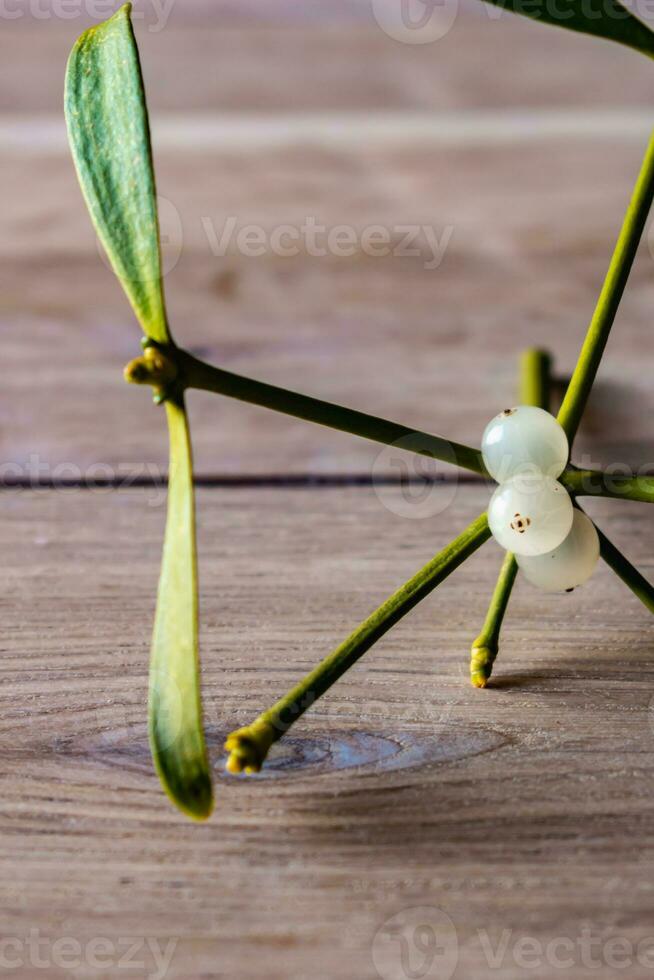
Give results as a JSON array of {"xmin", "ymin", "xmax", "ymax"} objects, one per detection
[
  {"xmin": 2, "ymin": 8, "xmax": 654, "ymax": 114},
  {"xmin": 4, "ymin": 5, "xmax": 654, "ymax": 977},
  {"xmin": 2, "ymin": 138, "xmax": 654, "ymax": 477},
  {"xmin": 0, "ymin": 484, "xmax": 652, "ymax": 978}
]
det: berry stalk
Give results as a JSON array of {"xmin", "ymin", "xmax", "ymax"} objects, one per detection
[{"xmin": 469, "ymin": 348, "xmax": 551, "ymax": 687}]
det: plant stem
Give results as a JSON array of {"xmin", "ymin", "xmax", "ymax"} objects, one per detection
[
  {"xmin": 178, "ymin": 349, "xmax": 486, "ymax": 476},
  {"xmin": 470, "ymin": 552, "xmax": 519, "ymax": 688},
  {"xmin": 557, "ymin": 131, "xmax": 654, "ymax": 444},
  {"xmin": 225, "ymin": 512, "xmax": 491, "ymax": 773},
  {"xmin": 152, "ymin": 350, "xmax": 652, "ymax": 505},
  {"xmin": 562, "ymin": 469, "xmax": 654, "ymax": 505},
  {"xmin": 470, "ymin": 348, "xmax": 551, "ymax": 687},
  {"xmin": 520, "ymin": 348, "xmax": 552, "ymax": 408},
  {"xmin": 591, "ymin": 519, "xmax": 654, "ymax": 614}
]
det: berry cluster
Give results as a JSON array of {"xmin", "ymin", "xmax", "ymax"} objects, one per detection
[{"xmin": 483, "ymin": 407, "xmax": 599, "ymax": 592}]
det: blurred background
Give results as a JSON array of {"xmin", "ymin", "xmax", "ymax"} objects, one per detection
[
  {"xmin": 3, "ymin": 0, "xmax": 654, "ymax": 481},
  {"xmin": 2, "ymin": 3, "xmax": 654, "ymax": 979}
]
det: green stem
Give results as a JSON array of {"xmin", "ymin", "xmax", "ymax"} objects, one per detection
[
  {"xmin": 130, "ymin": 349, "xmax": 653, "ymax": 505},
  {"xmin": 520, "ymin": 348, "xmax": 552, "ymax": 409},
  {"xmin": 557, "ymin": 132, "xmax": 654, "ymax": 444},
  {"xmin": 470, "ymin": 348, "xmax": 551, "ymax": 687},
  {"xmin": 592, "ymin": 520, "xmax": 654, "ymax": 614},
  {"xmin": 178, "ymin": 349, "xmax": 486, "ymax": 476},
  {"xmin": 470, "ymin": 552, "xmax": 519, "ymax": 688},
  {"xmin": 562, "ymin": 469, "xmax": 654, "ymax": 505},
  {"xmin": 225, "ymin": 512, "xmax": 492, "ymax": 773}
]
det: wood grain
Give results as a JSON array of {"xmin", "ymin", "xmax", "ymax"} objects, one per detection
[
  {"xmin": 3, "ymin": 138, "xmax": 654, "ymax": 478},
  {"xmin": 0, "ymin": 485, "xmax": 653, "ymax": 978},
  {"xmin": 2, "ymin": 7, "xmax": 654, "ymax": 114},
  {"xmin": 3, "ymin": 5, "xmax": 654, "ymax": 977}
]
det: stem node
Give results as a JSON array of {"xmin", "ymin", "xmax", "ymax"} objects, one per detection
[
  {"xmin": 225, "ymin": 720, "xmax": 276, "ymax": 775},
  {"xmin": 124, "ymin": 345, "xmax": 178, "ymax": 398}
]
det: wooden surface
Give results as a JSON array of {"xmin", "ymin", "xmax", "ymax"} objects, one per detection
[
  {"xmin": 2, "ymin": 3, "xmax": 654, "ymax": 979},
  {"xmin": 2, "ymin": 487, "xmax": 654, "ymax": 980},
  {"xmin": 5, "ymin": 139, "xmax": 654, "ymax": 477}
]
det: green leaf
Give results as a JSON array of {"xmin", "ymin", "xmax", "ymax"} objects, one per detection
[
  {"xmin": 64, "ymin": 3, "xmax": 170, "ymax": 344},
  {"xmin": 481, "ymin": 0, "xmax": 654, "ymax": 58},
  {"xmin": 149, "ymin": 399, "xmax": 213, "ymax": 820}
]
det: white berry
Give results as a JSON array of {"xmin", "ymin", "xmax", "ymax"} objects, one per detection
[
  {"xmin": 482, "ymin": 405, "xmax": 569, "ymax": 482},
  {"xmin": 516, "ymin": 509, "xmax": 599, "ymax": 592},
  {"xmin": 488, "ymin": 474, "xmax": 573, "ymax": 557}
]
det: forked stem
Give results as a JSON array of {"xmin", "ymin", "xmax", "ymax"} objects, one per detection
[
  {"xmin": 225, "ymin": 512, "xmax": 491, "ymax": 773},
  {"xmin": 470, "ymin": 348, "xmax": 551, "ymax": 687},
  {"xmin": 471, "ymin": 133, "xmax": 654, "ymax": 667}
]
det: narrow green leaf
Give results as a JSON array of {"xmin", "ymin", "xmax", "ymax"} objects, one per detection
[
  {"xmin": 150, "ymin": 399, "xmax": 212, "ymax": 820},
  {"xmin": 64, "ymin": 3, "xmax": 170, "ymax": 343},
  {"xmin": 481, "ymin": 0, "xmax": 654, "ymax": 59}
]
